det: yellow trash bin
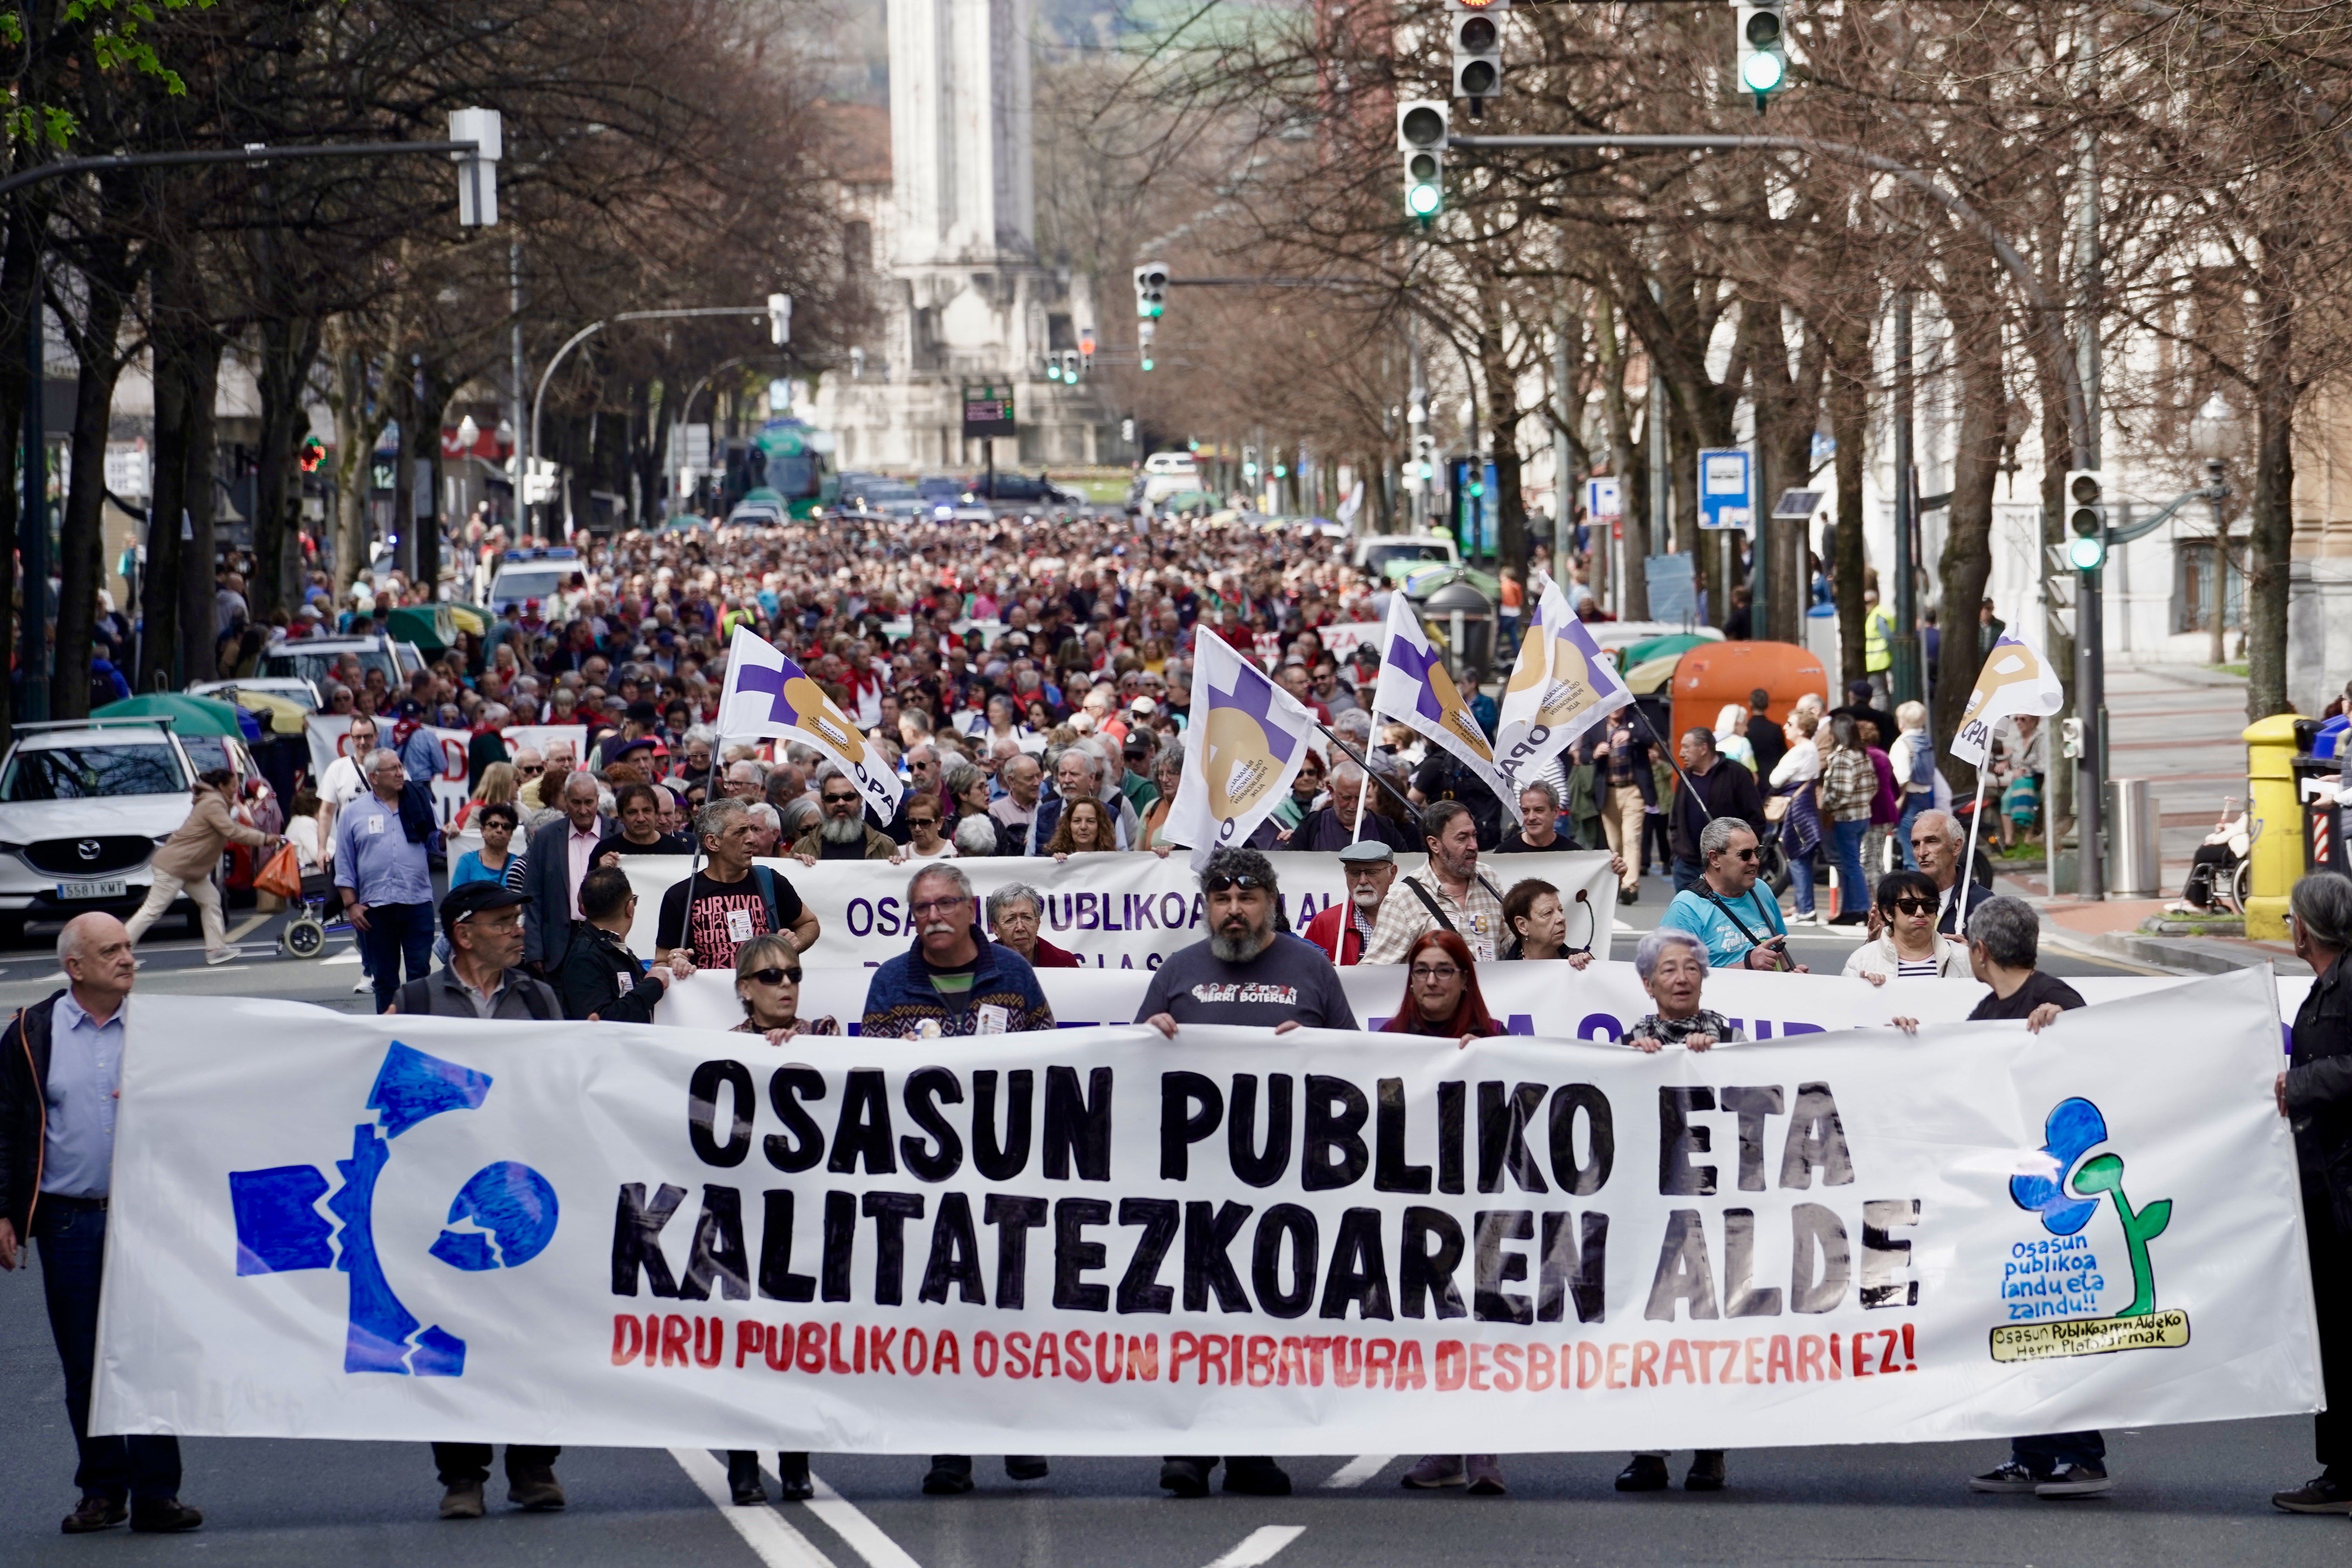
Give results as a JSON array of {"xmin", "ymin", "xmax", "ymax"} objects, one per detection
[{"xmin": 2244, "ymin": 713, "xmax": 2307, "ymax": 940}]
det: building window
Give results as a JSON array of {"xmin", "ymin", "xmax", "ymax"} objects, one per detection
[{"xmin": 2173, "ymin": 539, "xmax": 2244, "ymax": 635}]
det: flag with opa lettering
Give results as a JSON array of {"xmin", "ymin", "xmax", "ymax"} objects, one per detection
[
  {"xmin": 1165, "ymin": 629, "xmax": 1318, "ymax": 869},
  {"xmin": 716, "ymin": 625, "xmax": 902, "ymax": 819},
  {"xmin": 1491, "ymin": 572, "xmax": 1632, "ymax": 798},
  {"xmin": 1371, "ymin": 589, "xmax": 1510, "ymax": 808},
  {"xmin": 1949, "ymin": 625, "xmax": 2065, "ymax": 769}
]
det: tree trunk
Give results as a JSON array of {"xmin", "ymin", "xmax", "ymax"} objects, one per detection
[
  {"xmin": 1595, "ymin": 294, "xmax": 1646, "ymax": 618},
  {"xmin": 51, "ymin": 278, "xmax": 127, "ymax": 720},
  {"xmin": 1826, "ymin": 325, "xmax": 1869, "ymax": 686},
  {"xmin": 2245, "ymin": 252, "xmax": 2296, "ymax": 719},
  {"xmin": 325, "ymin": 328, "xmax": 388, "ymax": 599},
  {"xmin": 1479, "ymin": 327, "xmax": 1526, "ymax": 572},
  {"xmin": 1932, "ymin": 289, "xmax": 2008, "ymax": 800},
  {"xmin": 413, "ymin": 369, "xmax": 454, "ymax": 602},
  {"xmin": 174, "ymin": 324, "xmax": 222, "ymax": 687},
  {"xmin": 252, "ymin": 313, "xmax": 320, "ymax": 624},
  {"xmin": 0, "ymin": 217, "xmax": 32, "ymax": 744}
]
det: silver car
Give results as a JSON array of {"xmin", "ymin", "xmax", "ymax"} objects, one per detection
[{"xmin": 0, "ymin": 720, "xmax": 206, "ymax": 940}]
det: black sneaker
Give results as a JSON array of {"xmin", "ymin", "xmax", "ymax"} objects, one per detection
[
  {"xmin": 777, "ymin": 1453, "xmax": 813, "ymax": 1502},
  {"xmin": 921, "ymin": 1459, "xmax": 975, "ymax": 1495},
  {"xmin": 1223, "ymin": 1459, "xmax": 1292, "ymax": 1497},
  {"xmin": 1004, "ymin": 1456, "xmax": 1050, "ymax": 1481},
  {"xmin": 127, "ymin": 1499, "xmax": 204, "ymax": 1533},
  {"xmin": 1159, "ymin": 1458, "xmax": 1210, "ymax": 1498},
  {"xmin": 2035, "ymin": 1463, "xmax": 2111, "ymax": 1498},
  {"xmin": 1968, "ymin": 1461, "xmax": 2042, "ymax": 1494},
  {"xmin": 1615, "ymin": 1455, "xmax": 1670, "ymax": 1492},
  {"xmin": 1684, "ymin": 1451, "xmax": 1726, "ymax": 1492},
  {"xmin": 2272, "ymin": 1473, "xmax": 2352, "ymax": 1514}
]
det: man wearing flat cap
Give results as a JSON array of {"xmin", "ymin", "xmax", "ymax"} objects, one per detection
[{"xmin": 1301, "ymin": 840, "xmax": 1396, "ymax": 966}]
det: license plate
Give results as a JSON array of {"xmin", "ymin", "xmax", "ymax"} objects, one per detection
[{"xmin": 56, "ymin": 878, "xmax": 126, "ymax": 900}]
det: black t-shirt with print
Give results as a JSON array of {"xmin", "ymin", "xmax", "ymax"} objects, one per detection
[
  {"xmin": 1967, "ymin": 968, "xmax": 2086, "ymax": 1021},
  {"xmin": 1136, "ymin": 935, "xmax": 1358, "ymax": 1030},
  {"xmin": 655, "ymin": 867, "xmax": 804, "ymax": 969}
]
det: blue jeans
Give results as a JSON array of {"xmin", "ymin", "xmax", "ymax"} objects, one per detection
[
  {"xmin": 1831, "ymin": 818, "xmax": 1870, "ymax": 917},
  {"xmin": 361, "ymin": 900, "xmax": 435, "ymax": 1013},
  {"xmin": 1788, "ymin": 846, "xmax": 1818, "ymax": 915},
  {"xmin": 2012, "ymin": 1430, "xmax": 2104, "ymax": 1474},
  {"xmin": 1897, "ymin": 793, "xmax": 1931, "ymax": 869},
  {"xmin": 36, "ymin": 1202, "xmax": 183, "ymax": 1503}
]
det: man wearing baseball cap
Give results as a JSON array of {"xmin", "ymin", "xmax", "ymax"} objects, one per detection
[{"xmin": 384, "ymin": 880, "xmax": 564, "ymax": 1519}]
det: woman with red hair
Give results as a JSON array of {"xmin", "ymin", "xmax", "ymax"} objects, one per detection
[{"xmin": 1387, "ymin": 929, "xmax": 1509, "ymax": 1495}]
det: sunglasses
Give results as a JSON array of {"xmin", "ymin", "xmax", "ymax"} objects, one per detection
[
  {"xmin": 745, "ymin": 967, "xmax": 804, "ymax": 986},
  {"xmin": 822, "ymin": 792, "xmax": 859, "ymax": 805},
  {"xmin": 516, "ymin": 764, "xmax": 544, "ymax": 776},
  {"xmin": 1890, "ymin": 897, "xmax": 1934, "ymax": 916},
  {"xmin": 908, "ymin": 817, "xmax": 939, "ymax": 828},
  {"xmin": 1726, "ymin": 847, "xmax": 1759, "ymax": 861},
  {"xmin": 1201, "ymin": 873, "xmax": 1269, "ymax": 893}
]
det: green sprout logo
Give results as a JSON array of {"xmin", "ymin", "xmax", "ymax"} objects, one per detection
[{"xmin": 2011, "ymin": 1098, "xmax": 2172, "ymax": 1318}]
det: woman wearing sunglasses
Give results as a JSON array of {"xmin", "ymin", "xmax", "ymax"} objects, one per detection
[
  {"xmin": 1387, "ymin": 930, "xmax": 1510, "ymax": 1496},
  {"xmin": 1843, "ymin": 869, "xmax": 1964, "ymax": 983},
  {"xmin": 730, "ymin": 934, "xmax": 837, "ymax": 1045}
]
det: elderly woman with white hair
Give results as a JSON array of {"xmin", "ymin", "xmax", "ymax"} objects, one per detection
[{"xmin": 1622, "ymin": 927, "xmax": 1745, "ymax": 1054}]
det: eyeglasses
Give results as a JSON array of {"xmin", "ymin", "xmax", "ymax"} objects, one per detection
[
  {"xmin": 1410, "ymin": 964, "xmax": 1461, "ymax": 981},
  {"xmin": 907, "ymin": 817, "xmax": 939, "ymax": 828},
  {"xmin": 909, "ymin": 897, "xmax": 968, "ymax": 918},
  {"xmin": 1201, "ymin": 873, "xmax": 1268, "ymax": 893},
  {"xmin": 515, "ymin": 764, "xmax": 544, "ymax": 777},
  {"xmin": 745, "ymin": 967, "xmax": 803, "ymax": 986},
  {"xmin": 1890, "ymin": 897, "xmax": 1934, "ymax": 915},
  {"xmin": 1727, "ymin": 847, "xmax": 1759, "ymax": 861},
  {"xmin": 822, "ymin": 792, "xmax": 858, "ymax": 806}
]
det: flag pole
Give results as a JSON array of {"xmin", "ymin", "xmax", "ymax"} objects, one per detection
[
  {"xmin": 1959, "ymin": 762, "xmax": 1990, "ymax": 921},
  {"xmin": 1313, "ymin": 718, "xmax": 1418, "ymax": 820}
]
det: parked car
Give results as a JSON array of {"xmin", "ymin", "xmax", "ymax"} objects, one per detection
[
  {"xmin": 1140, "ymin": 452, "xmax": 1201, "ymax": 504},
  {"xmin": 486, "ymin": 545, "xmax": 586, "ymax": 613},
  {"xmin": 964, "ymin": 471, "xmax": 1080, "ymax": 506},
  {"xmin": 256, "ymin": 634, "xmax": 423, "ymax": 697},
  {"xmin": 1352, "ymin": 533, "xmax": 1462, "ymax": 581},
  {"xmin": 0, "ymin": 719, "xmax": 205, "ymax": 940}
]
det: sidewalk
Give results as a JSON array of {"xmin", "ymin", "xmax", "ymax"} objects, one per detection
[{"xmin": 2019, "ymin": 886, "xmax": 2310, "ymax": 977}]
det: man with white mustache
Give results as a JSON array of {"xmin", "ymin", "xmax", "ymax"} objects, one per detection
[{"xmin": 1300, "ymin": 840, "xmax": 1395, "ymax": 965}]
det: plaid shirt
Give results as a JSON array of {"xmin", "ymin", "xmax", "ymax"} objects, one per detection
[{"xmin": 1360, "ymin": 869, "xmax": 1508, "ymax": 965}]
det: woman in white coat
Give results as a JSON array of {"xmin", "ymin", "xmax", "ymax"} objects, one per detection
[{"xmin": 1842, "ymin": 869, "xmax": 1967, "ymax": 983}]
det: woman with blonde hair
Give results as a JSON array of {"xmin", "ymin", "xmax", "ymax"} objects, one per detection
[{"xmin": 455, "ymin": 760, "xmax": 518, "ymax": 833}]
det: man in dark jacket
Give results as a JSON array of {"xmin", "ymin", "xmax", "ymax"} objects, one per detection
[
  {"xmin": 1743, "ymin": 688, "xmax": 1787, "ymax": 780},
  {"xmin": 1667, "ymin": 727, "xmax": 1767, "ymax": 893},
  {"xmin": 385, "ymin": 883, "xmax": 565, "ymax": 1519},
  {"xmin": 2274, "ymin": 872, "xmax": 2352, "ymax": 1513},
  {"xmin": 521, "ymin": 770, "xmax": 610, "ymax": 976},
  {"xmin": 0, "ymin": 913, "xmax": 203, "ymax": 1535},
  {"xmin": 555, "ymin": 866, "xmax": 693, "ymax": 1023}
]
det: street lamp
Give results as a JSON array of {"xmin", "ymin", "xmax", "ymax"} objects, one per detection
[{"xmin": 2188, "ymin": 392, "xmax": 2244, "ymax": 665}]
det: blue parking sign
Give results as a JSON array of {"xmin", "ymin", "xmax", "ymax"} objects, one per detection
[{"xmin": 1698, "ymin": 447, "xmax": 1753, "ymax": 531}]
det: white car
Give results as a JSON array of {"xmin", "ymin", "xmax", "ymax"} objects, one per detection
[
  {"xmin": 1140, "ymin": 452, "xmax": 1201, "ymax": 505},
  {"xmin": 0, "ymin": 720, "xmax": 204, "ymax": 939}
]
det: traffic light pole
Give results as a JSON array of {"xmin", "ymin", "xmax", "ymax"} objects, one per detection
[
  {"xmin": 1890, "ymin": 291, "xmax": 1921, "ymax": 708},
  {"xmin": 1451, "ymin": 129, "xmax": 2101, "ymax": 888}
]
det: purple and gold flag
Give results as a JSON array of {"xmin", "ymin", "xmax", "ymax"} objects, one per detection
[
  {"xmin": 717, "ymin": 626, "xmax": 904, "ymax": 819},
  {"xmin": 1165, "ymin": 628, "xmax": 1318, "ymax": 869}
]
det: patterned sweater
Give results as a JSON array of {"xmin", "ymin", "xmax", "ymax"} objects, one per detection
[{"xmin": 858, "ymin": 931, "xmax": 1056, "ymax": 1039}]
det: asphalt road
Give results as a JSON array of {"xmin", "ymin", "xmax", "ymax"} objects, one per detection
[{"xmin": 0, "ymin": 873, "xmax": 2270, "ymax": 1568}]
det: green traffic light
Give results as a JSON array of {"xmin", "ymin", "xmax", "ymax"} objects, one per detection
[
  {"xmin": 1274, "ymin": 465, "xmax": 1287, "ymax": 479},
  {"xmin": 1468, "ymin": 480, "xmax": 1485, "ymax": 498},
  {"xmin": 2067, "ymin": 534, "xmax": 2105, "ymax": 570},
  {"xmin": 1406, "ymin": 182, "xmax": 1442, "ymax": 218},
  {"xmin": 1740, "ymin": 51, "xmax": 1786, "ymax": 92},
  {"xmin": 1141, "ymin": 357, "xmax": 1154, "ymax": 371}
]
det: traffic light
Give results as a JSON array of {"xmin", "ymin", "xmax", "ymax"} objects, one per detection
[
  {"xmin": 1397, "ymin": 100, "xmax": 1448, "ymax": 222},
  {"xmin": 1447, "ymin": 0, "xmax": 1507, "ymax": 111},
  {"xmin": 1060, "ymin": 349, "xmax": 1082, "ymax": 383},
  {"xmin": 1411, "ymin": 432, "xmax": 1436, "ymax": 485},
  {"xmin": 299, "ymin": 434, "xmax": 325, "ymax": 473},
  {"xmin": 1133, "ymin": 262, "xmax": 1168, "ymax": 319},
  {"xmin": 1242, "ymin": 446, "xmax": 1260, "ymax": 482},
  {"xmin": 1079, "ymin": 328, "xmax": 1096, "ymax": 374},
  {"xmin": 1044, "ymin": 354, "xmax": 1063, "ymax": 383},
  {"xmin": 1138, "ymin": 319, "xmax": 1156, "ymax": 372},
  {"xmin": 1734, "ymin": 4, "xmax": 1790, "ymax": 108},
  {"xmin": 2065, "ymin": 468, "xmax": 2107, "ymax": 570},
  {"xmin": 767, "ymin": 292, "xmax": 793, "ymax": 346}
]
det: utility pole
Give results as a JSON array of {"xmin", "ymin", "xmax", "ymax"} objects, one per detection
[
  {"xmin": 1891, "ymin": 291, "xmax": 1921, "ymax": 705},
  {"xmin": 1647, "ymin": 284, "xmax": 1669, "ymax": 578},
  {"xmin": 1408, "ymin": 328, "xmax": 1428, "ymax": 532},
  {"xmin": 510, "ymin": 240, "xmax": 526, "ymax": 532},
  {"xmin": 1551, "ymin": 307, "xmax": 1573, "ymax": 579},
  {"xmin": 2072, "ymin": 10, "xmax": 2106, "ymax": 900}
]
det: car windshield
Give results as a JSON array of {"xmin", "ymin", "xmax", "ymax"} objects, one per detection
[
  {"xmin": 260, "ymin": 646, "xmax": 396, "ymax": 689},
  {"xmin": 2, "ymin": 743, "xmax": 187, "ymax": 801},
  {"xmin": 491, "ymin": 568, "xmax": 566, "ymax": 604},
  {"xmin": 1363, "ymin": 542, "xmax": 1454, "ymax": 570}
]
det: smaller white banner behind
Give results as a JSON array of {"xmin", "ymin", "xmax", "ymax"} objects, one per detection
[{"xmin": 621, "ymin": 850, "xmax": 1619, "ymax": 971}]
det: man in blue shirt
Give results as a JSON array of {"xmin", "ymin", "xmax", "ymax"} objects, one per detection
[
  {"xmin": 335, "ymin": 747, "xmax": 438, "ymax": 1012},
  {"xmin": 1658, "ymin": 818, "xmax": 1809, "ymax": 975},
  {"xmin": 0, "ymin": 913, "xmax": 202, "ymax": 1534}
]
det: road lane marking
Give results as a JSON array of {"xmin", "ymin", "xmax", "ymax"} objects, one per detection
[
  {"xmin": 1322, "ymin": 1454, "xmax": 1393, "ymax": 1488},
  {"xmin": 1203, "ymin": 1526, "xmax": 1306, "ymax": 1567},
  {"xmin": 669, "ymin": 1447, "xmax": 837, "ymax": 1568},
  {"xmin": 804, "ymin": 1472, "xmax": 924, "ymax": 1568},
  {"xmin": 225, "ymin": 914, "xmax": 269, "ymax": 944}
]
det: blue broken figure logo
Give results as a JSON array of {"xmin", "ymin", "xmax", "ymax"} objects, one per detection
[
  {"xmin": 2009, "ymin": 1096, "xmax": 2172, "ymax": 1319},
  {"xmin": 226, "ymin": 1041, "xmax": 559, "ymax": 1376}
]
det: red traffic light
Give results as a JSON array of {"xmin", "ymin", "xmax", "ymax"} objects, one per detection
[{"xmin": 298, "ymin": 436, "xmax": 326, "ymax": 473}]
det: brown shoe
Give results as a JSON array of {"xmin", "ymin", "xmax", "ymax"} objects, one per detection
[
  {"xmin": 62, "ymin": 1494, "xmax": 126, "ymax": 1534},
  {"xmin": 439, "ymin": 1480, "xmax": 486, "ymax": 1520},
  {"xmin": 127, "ymin": 1499, "xmax": 204, "ymax": 1533},
  {"xmin": 507, "ymin": 1467, "xmax": 566, "ymax": 1510}
]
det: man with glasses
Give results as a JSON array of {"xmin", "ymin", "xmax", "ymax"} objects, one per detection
[
  {"xmin": 382, "ymin": 882, "xmax": 564, "ymax": 1519},
  {"xmin": 1909, "ymin": 809, "xmax": 1993, "ymax": 937},
  {"xmin": 657, "ymin": 799, "xmax": 819, "ymax": 970},
  {"xmin": 1138, "ymin": 847, "xmax": 1352, "ymax": 1501},
  {"xmin": 554, "ymin": 865, "xmax": 694, "ymax": 1023},
  {"xmin": 336, "ymin": 748, "xmax": 439, "ymax": 1013},
  {"xmin": 1657, "ymin": 818, "xmax": 1807, "ymax": 974},
  {"xmin": 791, "ymin": 766, "xmax": 899, "ymax": 860},
  {"xmin": 859, "ymin": 864, "xmax": 1054, "ymax": 1039}
]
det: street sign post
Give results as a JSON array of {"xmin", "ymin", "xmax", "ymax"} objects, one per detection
[
  {"xmin": 1584, "ymin": 475, "xmax": 1622, "ymax": 518},
  {"xmin": 961, "ymin": 385, "xmax": 1016, "ymax": 440},
  {"xmin": 1697, "ymin": 446, "xmax": 1753, "ymax": 530}
]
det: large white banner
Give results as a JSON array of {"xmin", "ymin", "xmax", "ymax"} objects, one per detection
[
  {"xmin": 619, "ymin": 851, "xmax": 1618, "ymax": 970},
  {"xmin": 93, "ymin": 971, "xmax": 2318, "ymax": 1453}
]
